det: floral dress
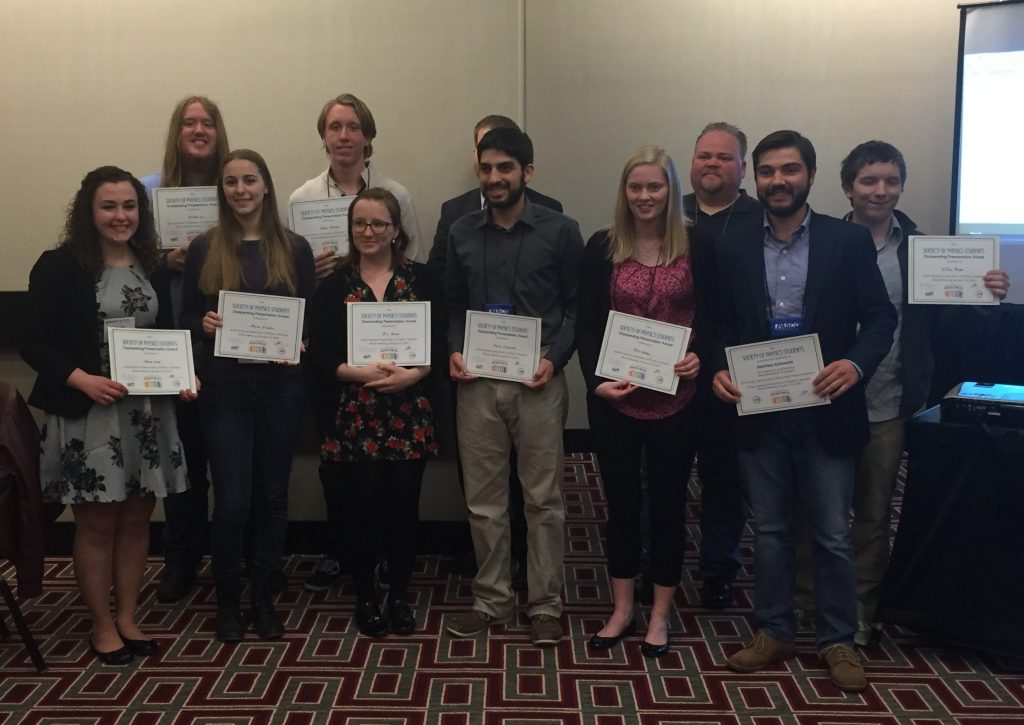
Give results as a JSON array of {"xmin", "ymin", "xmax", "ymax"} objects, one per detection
[
  {"xmin": 39, "ymin": 265, "xmax": 188, "ymax": 504},
  {"xmin": 321, "ymin": 264, "xmax": 439, "ymax": 463}
]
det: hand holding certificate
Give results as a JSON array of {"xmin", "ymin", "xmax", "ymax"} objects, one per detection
[
  {"xmin": 462, "ymin": 311, "xmax": 540, "ymax": 383},
  {"xmin": 153, "ymin": 186, "xmax": 218, "ymax": 249},
  {"xmin": 595, "ymin": 311, "xmax": 692, "ymax": 395},
  {"xmin": 347, "ymin": 301, "xmax": 430, "ymax": 366},
  {"xmin": 289, "ymin": 196, "xmax": 356, "ymax": 257},
  {"xmin": 108, "ymin": 328, "xmax": 197, "ymax": 395},
  {"xmin": 908, "ymin": 235, "xmax": 1000, "ymax": 305},
  {"xmin": 724, "ymin": 334, "xmax": 829, "ymax": 416},
  {"xmin": 214, "ymin": 290, "xmax": 305, "ymax": 364}
]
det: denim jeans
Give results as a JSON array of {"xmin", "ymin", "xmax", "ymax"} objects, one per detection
[
  {"xmin": 736, "ymin": 409, "xmax": 857, "ymax": 649},
  {"xmin": 201, "ymin": 373, "xmax": 306, "ymax": 583}
]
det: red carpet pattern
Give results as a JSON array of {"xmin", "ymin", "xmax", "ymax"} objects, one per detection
[{"xmin": 2, "ymin": 452, "xmax": 1023, "ymax": 723}]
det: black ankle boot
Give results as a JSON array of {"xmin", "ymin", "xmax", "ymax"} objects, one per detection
[
  {"xmin": 216, "ymin": 580, "xmax": 244, "ymax": 642},
  {"xmin": 251, "ymin": 570, "xmax": 284, "ymax": 640},
  {"xmin": 355, "ymin": 599, "xmax": 388, "ymax": 637},
  {"xmin": 388, "ymin": 597, "xmax": 415, "ymax": 635}
]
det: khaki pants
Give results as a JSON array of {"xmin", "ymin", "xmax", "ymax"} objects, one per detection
[{"xmin": 456, "ymin": 372, "xmax": 568, "ymax": 618}]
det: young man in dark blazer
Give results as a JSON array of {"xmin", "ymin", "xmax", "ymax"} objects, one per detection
[{"xmin": 711, "ymin": 130, "xmax": 897, "ymax": 692}]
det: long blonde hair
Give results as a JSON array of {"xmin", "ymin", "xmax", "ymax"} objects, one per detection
[
  {"xmin": 607, "ymin": 146, "xmax": 689, "ymax": 265},
  {"xmin": 159, "ymin": 96, "xmax": 230, "ymax": 187},
  {"xmin": 199, "ymin": 149, "xmax": 296, "ymax": 296}
]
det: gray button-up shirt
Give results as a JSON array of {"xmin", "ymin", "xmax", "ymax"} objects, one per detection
[
  {"xmin": 763, "ymin": 208, "xmax": 811, "ymax": 320},
  {"xmin": 865, "ymin": 216, "xmax": 905, "ymax": 422}
]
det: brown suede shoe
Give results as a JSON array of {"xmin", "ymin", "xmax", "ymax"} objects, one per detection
[
  {"xmin": 820, "ymin": 643, "xmax": 867, "ymax": 692},
  {"xmin": 727, "ymin": 630, "xmax": 796, "ymax": 672}
]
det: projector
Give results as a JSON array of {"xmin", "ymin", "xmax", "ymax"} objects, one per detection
[{"xmin": 940, "ymin": 382, "xmax": 1024, "ymax": 427}]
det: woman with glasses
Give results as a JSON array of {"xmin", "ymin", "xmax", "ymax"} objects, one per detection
[
  {"xmin": 308, "ymin": 187, "xmax": 442, "ymax": 637},
  {"xmin": 180, "ymin": 149, "xmax": 315, "ymax": 642}
]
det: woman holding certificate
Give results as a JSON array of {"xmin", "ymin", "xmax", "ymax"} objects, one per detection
[
  {"xmin": 22, "ymin": 166, "xmax": 194, "ymax": 665},
  {"xmin": 181, "ymin": 149, "xmax": 315, "ymax": 643},
  {"xmin": 308, "ymin": 188, "xmax": 442, "ymax": 637},
  {"xmin": 577, "ymin": 146, "xmax": 715, "ymax": 657}
]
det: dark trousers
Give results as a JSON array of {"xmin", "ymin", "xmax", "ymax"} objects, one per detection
[
  {"xmin": 696, "ymin": 385, "xmax": 746, "ymax": 579},
  {"xmin": 323, "ymin": 459, "xmax": 426, "ymax": 601},
  {"xmin": 589, "ymin": 396, "xmax": 698, "ymax": 587},
  {"xmin": 162, "ymin": 398, "xmax": 210, "ymax": 576},
  {"xmin": 201, "ymin": 374, "xmax": 306, "ymax": 582}
]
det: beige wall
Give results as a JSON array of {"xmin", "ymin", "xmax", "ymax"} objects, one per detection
[{"xmin": 3, "ymin": 0, "xmax": 968, "ymax": 519}]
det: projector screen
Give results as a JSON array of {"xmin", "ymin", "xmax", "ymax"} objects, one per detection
[{"xmin": 953, "ymin": 0, "xmax": 1024, "ymax": 303}]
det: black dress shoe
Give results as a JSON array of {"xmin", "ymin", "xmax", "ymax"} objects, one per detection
[
  {"xmin": 388, "ymin": 598, "xmax": 416, "ymax": 636},
  {"xmin": 640, "ymin": 639, "xmax": 671, "ymax": 658},
  {"xmin": 89, "ymin": 639, "xmax": 134, "ymax": 666},
  {"xmin": 118, "ymin": 633, "xmax": 159, "ymax": 657},
  {"xmin": 700, "ymin": 576, "xmax": 733, "ymax": 610},
  {"xmin": 355, "ymin": 600, "xmax": 388, "ymax": 637},
  {"xmin": 587, "ymin": 619, "xmax": 637, "ymax": 650}
]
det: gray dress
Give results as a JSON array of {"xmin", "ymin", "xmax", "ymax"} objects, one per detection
[{"xmin": 39, "ymin": 265, "xmax": 188, "ymax": 504}]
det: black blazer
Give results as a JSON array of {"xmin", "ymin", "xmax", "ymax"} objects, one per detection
[
  {"xmin": 427, "ymin": 186, "xmax": 563, "ymax": 275},
  {"xmin": 306, "ymin": 261, "xmax": 446, "ymax": 435},
  {"xmin": 712, "ymin": 212, "xmax": 897, "ymax": 455},
  {"xmin": 20, "ymin": 246, "xmax": 173, "ymax": 418},
  {"xmin": 576, "ymin": 226, "xmax": 716, "ymax": 395}
]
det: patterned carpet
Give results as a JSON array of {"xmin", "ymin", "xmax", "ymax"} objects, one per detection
[{"xmin": 2, "ymin": 452, "xmax": 1023, "ymax": 723}]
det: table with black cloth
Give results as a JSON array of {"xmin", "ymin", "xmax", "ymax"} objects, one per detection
[{"xmin": 877, "ymin": 405, "xmax": 1024, "ymax": 659}]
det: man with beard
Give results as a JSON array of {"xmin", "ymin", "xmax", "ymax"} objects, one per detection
[
  {"xmin": 429, "ymin": 115, "xmax": 564, "ymax": 590},
  {"xmin": 683, "ymin": 122, "xmax": 762, "ymax": 610},
  {"xmin": 711, "ymin": 130, "xmax": 896, "ymax": 692},
  {"xmin": 444, "ymin": 127, "xmax": 583, "ymax": 646}
]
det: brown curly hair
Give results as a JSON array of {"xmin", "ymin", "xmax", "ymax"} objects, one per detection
[{"xmin": 60, "ymin": 166, "xmax": 161, "ymax": 277}]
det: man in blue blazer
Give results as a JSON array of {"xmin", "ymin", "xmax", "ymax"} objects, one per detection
[{"xmin": 711, "ymin": 130, "xmax": 897, "ymax": 692}]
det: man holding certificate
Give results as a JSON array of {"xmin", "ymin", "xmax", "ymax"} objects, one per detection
[
  {"xmin": 711, "ymin": 131, "xmax": 896, "ymax": 692},
  {"xmin": 791, "ymin": 141, "xmax": 1010, "ymax": 648},
  {"xmin": 444, "ymin": 127, "xmax": 583, "ymax": 647}
]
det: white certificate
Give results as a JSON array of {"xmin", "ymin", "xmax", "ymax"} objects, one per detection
[
  {"xmin": 725, "ymin": 334, "xmax": 829, "ymax": 416},
  {"xmin": 347, "ymin": 301, "xmax": 431, "ymax": 366},
  {"xmin": 107, "ymin": 328, "xmax": 196, "ymax": 395},
  {"xmin": 289, "ymin": 196, "xmax": 355, "ymax": 257},
  {"xmin": 463, "ymin": 311, "xmax": 541, "ymax": 383},
  {"xmin": 153, "ymin": 186, "xmax": 218, "ymax": 249},
  {"xmin": 595, "ymin": 311, "xmax": 691, "ymax": 395},
  {"xmin": 214, "ymin": 290, "xmax": 305, "ymax": 364},
  {"xmin": 907, "ymin": 235, "xmax": 999, "ymax": 305}
]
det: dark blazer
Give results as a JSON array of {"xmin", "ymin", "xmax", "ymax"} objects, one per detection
[
  {"xmin": 20, "ymin": 246, "xmax": 173, "ymax": 418},
  {"xmin": 427, "ymin": 186, "xmax": 563, "ymax": 275},
  {"xmin": 306, "ymin": 261, "xmax": 446, "ymax": 435},
  {"xmin": 577, "ymin": 226, "xmax": 716, "ymax": 394},
  {"xmin": 712, "ymin": 211, "xmax": 897, "ymax": 455},
  {"xmin": 890, "ymin": 210, "xmax": 933, "ymax": 417}
]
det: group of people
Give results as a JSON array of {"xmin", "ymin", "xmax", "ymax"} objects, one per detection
[{"xmin": 20, "ymin": 94, "xmax": 1008, "ymax": 695}]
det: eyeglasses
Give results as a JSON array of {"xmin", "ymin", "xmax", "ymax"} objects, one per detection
[{"xmin": 352, "ymin": 219, "xmax": 393, "ymax": 233}]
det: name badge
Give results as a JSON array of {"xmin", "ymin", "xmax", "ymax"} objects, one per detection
[
  {"xmin": 769, "ymin": 316, "xmax": 806, "ymax": 338},
  {"xmin": 104, "ymin": 317, "xmax": 136, "ymax": 330},
  {"xmin": 485, "ymin": 303, "xmax": 515, "ymax": 315}
]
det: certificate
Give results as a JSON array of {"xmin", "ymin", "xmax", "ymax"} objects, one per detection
[
  {"xmin": 908, "ymin": 235, "xmax": 999, "ymax": 305},
  {"xmin": 595, "ymin": 311, "xmax": 690, "ymax": 395},
  {"xmin": 347, "ymin": 301, "xmax": 430, "ymax": 366},
  {"xmin": 463, "ymin": 311, "xmax": 540, "ymax": 383},
  {"xmin": 214, "ymin": 290, "xmax": 305, "ymax": 364},
  {"xmin": 725, "ymin": 334, "xmax": 829, "ymax": 416},
  {"xmin": 289, "ymin": 196, "xmax": 355, "ymax": 256},
  {"xmin": 153, "ymin": 186, "xmax": 218, "ymax": 249},
  {"xmin": 107, "ymin": 328, "xmax": 196, "ymax": 395}
]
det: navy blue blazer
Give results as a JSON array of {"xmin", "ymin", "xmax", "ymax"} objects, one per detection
[{"xmin": 711, "ymin": 211, "xmax": 897, "ymax": 455}]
